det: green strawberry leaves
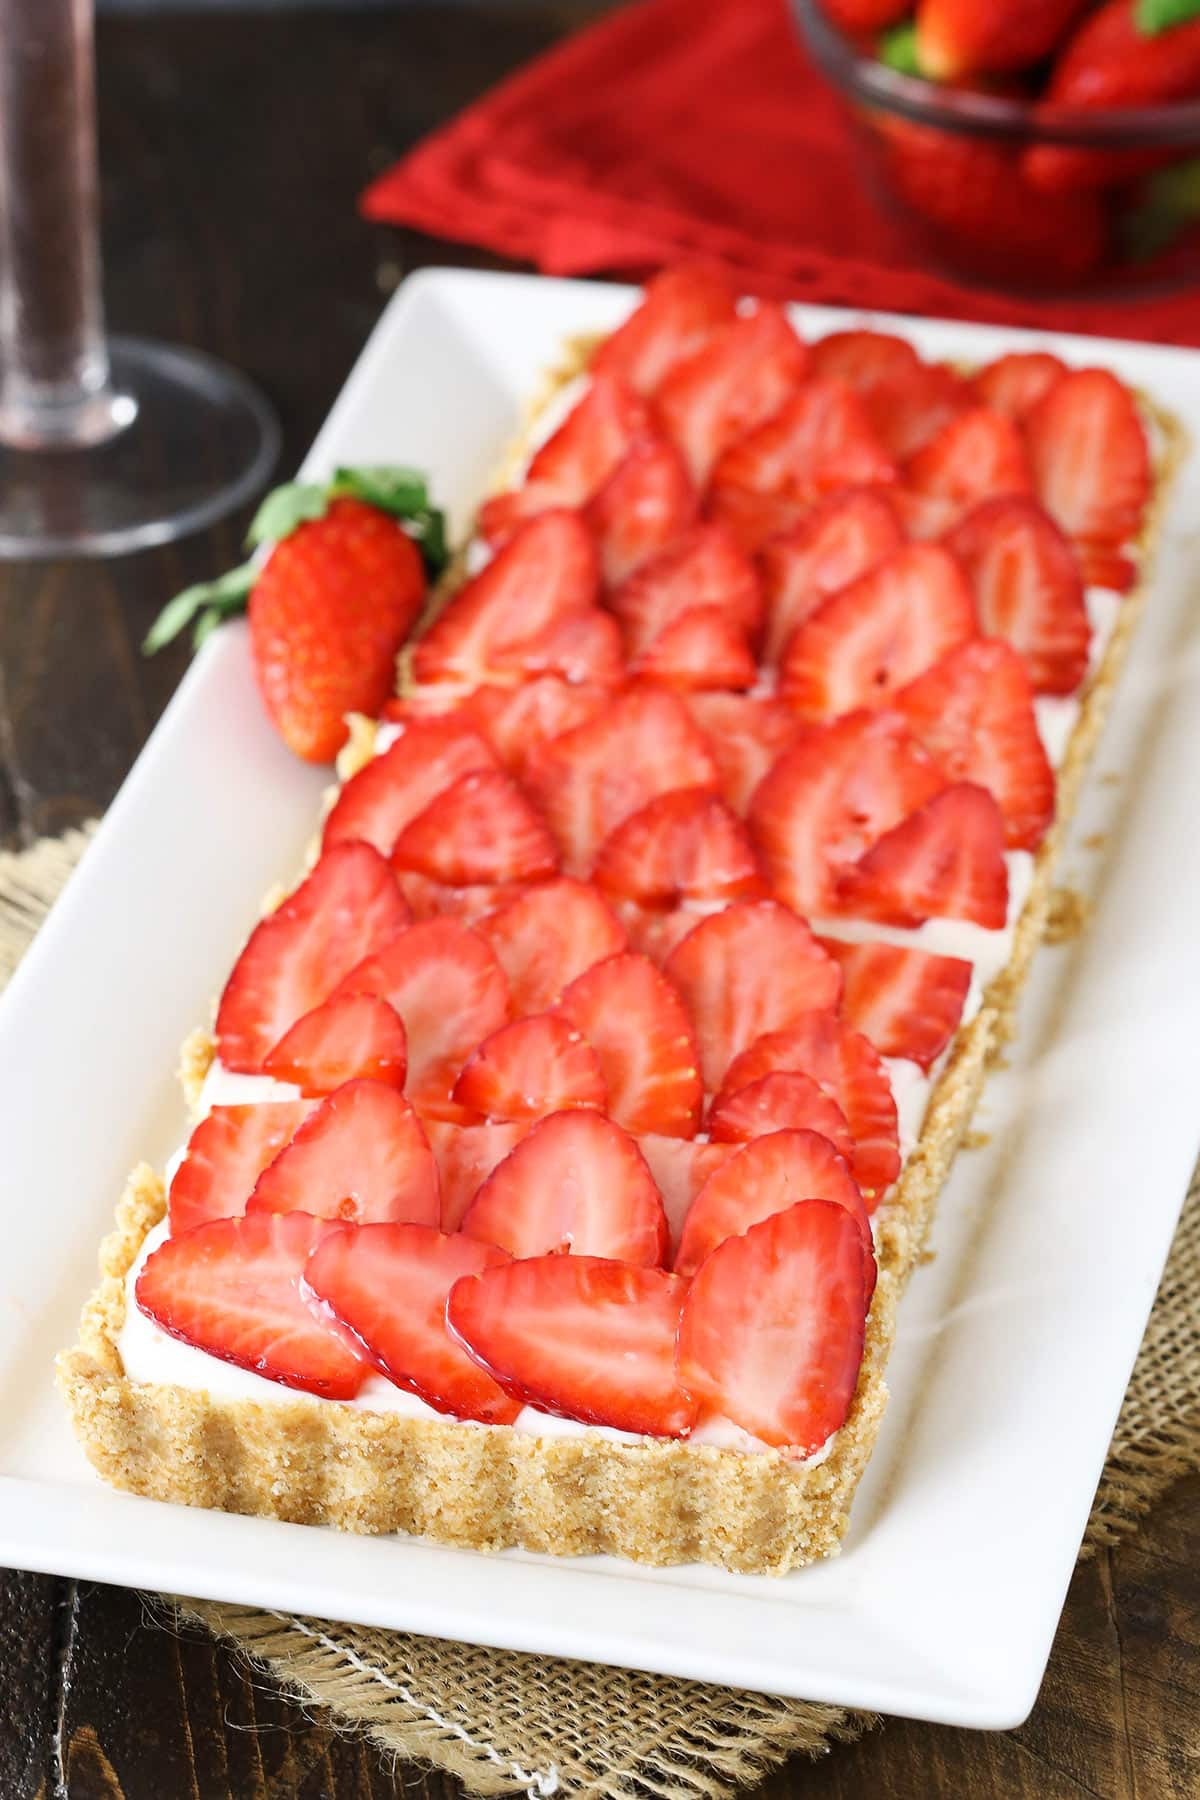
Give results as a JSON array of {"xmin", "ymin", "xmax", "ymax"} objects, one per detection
[
  {"xmin": 877, "ymin": 21, "xmax": 921, "ymax": 76},
  {"xmin": 145, "ymin": 464, "xmax": 448, "ymax": 655},
  {"xmin": 1121, "ymin": 156, "xmax": 1200, "ymax": 260},
  {"xmin": 1136, "ymin": 0, "xmax": 1200, "ymax": 32},
  {"xmin": 141, "ymin": 562, "xmax": 256, "ymax": 654}
]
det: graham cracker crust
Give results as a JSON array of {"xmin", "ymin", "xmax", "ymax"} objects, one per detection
[{"xmin": 56, "ymin": 351, "xmax": 1187, "ymax": 1575}]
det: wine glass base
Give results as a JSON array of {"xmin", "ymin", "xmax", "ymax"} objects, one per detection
[{"xmin": 0, "ymin": 336, "xmax": 280, "ymax": 560}]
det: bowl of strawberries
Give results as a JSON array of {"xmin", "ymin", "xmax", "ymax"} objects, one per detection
[{"xmin": 793, "ymin": 0, "xmax": 1200, "ymax": 291}]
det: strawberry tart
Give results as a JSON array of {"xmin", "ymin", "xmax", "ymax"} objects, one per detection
[{"xmin": 59, "ymin": 268, "xmax": 1183, "ymax": 1574}]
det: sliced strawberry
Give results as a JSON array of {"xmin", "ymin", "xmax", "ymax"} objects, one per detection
[
  {"xmin": 778, "ymin": 543, "xmax": 977, "ymax": 723},
  {"xmin": 945, "ymin": 496, "xmax": 1091, "ymax": 697},
  {"xmin": 707, "ymin": 1072, "xmax": 855, "ymax": 1163},
  {"xmin": 896, "ymin": 638, "xmax": 1054, "ymax": 851},
  {"xmin": 490, "ymin": 604, "xmax": 625, "ymax": 688},
  {"xmin": 461, "ymin": 1109, "xmax": 668, "ymax": 1264},
  {"xmin": 424, "ymin": 1119, "xmax": 530, "ymax": 1231},
  {"xmin": 305, "ymin": 1222, "xmax": 519, "ymax": 1423},
  {"xmin": 323, "ymin": 718, "xmax": 498, "ymax": 857},
  {"xmin": 592, "ymin": 787, "xmax": 763, "ymax": 910},
  {"xmin": 391, "ymin": 767, "xmax": 558, "ymax": 887},
  {"xmin": 452, "ymin": 1012, "xmax": 607, "ymax": 1121},
  {"xmin": 674, "ymin": 1129, "xmax": 869, "ymax": 1281},
  {"xmin": 168, "ymin": 1101, "xmax": 315, "ymax": 1236},
  {"xmin": 663, "ymin": 901, "xmax": 843, "ymax": 1090},
  {"xmin": 478, "ymin": 374, "xmax": 653, "ymax": 544},
  {"xmin": 463, "ymin": 677, "xmax": 609, "ymax": 779},
  {"xmin": 819, "ymin": 937, "xmax": 972, "ymax": 1071},
  {"xmin": 1078, "ymin": 545, "xmax": 1136, "ymax": 592},
  {"xmin": 524, "ymin": 684, "xmax": 719, "ymax": 875},
  {"xmin": 717, "ymin": 1011, "xmax": 900, "ymax": 1200},
  {"xmin": 614, "ymin": 901, "xmax": 710, "ymax": 968},
  {"xmin": 248, "ymin": 1078, "xmax": 440, "ymax": 1226},
  {"xmin": 585, "ymin": 435, "xmax": 697, "ymax": 587},
  {"xmin": 447, "ymin": 1255, "xmax": 696, "ymax": 1436},
  {"xmin": 636, "ymin": 1135, "xmax": 737, "ymax": 1255},
  {"xmin": 904, "ymin": 407, "xmax": 1032, "ymax": 538},
  {"xmin": 393, "ymin": 872, "xmax": 524, "ymax": 926},
  {"xmin": 413, "ymin": 511, "xmax": 599, "ymax": 686},
  {"xmin": 708, "ymin": 379, "xmax": 897, "ymax": 554},
  {"xmin": 970, "ymin": 352, "xmax": 1067, "ymax": 423},
  {"xmin": 135, "ymin": 1212, "xmax": 367, "ymax": 1400},
  {"xmin": 748, "ymin": 708, "xmax": 947, "ymax": 914},
  {"xmin": 590, "ymin": 265, "xmax": 737, "ymax": 396},
  {"xmin": 682, "ymin": 693, "xmax": 803, "ymax": 812},
  {"xmin": 477, "ymin": 878, "xmax": 626, "ymax": 1016},
  {"xmin": 676, "ymin": 1200, "xmax": 869, "ymax": 1453},
  {"xmin": 262, "ymin": 993, "xmax": 408, "ymax": 1097},
  {"xmin": 759, "ymin": 486, "xmax": 904, "ymax": 668},
  {"xmin": 334, "ymin": 917, "xmax": 510, "ymax": 1106},
  {"xmin": 836, "ymin": 782, "xmax": 1009, "ymax": 930},
  {"xmin": 557, "ymin": 952, "xmax": 703, "ymax": 1138},
  {"xmin": 636, "ymin": 607, "xmax": 758, "ymax": 691},
  {"xmin": 1024, "ymin": 368, "xmax": 1150, "ymax": 556},
  {"xmin": 656, "ymin": 303, "xmax": 810, "ymax": 484},
  {"xmin": 863, "ymin": 361, "xmax": 970, "ymax": 464},
  {"xmin": 808, "ymin": 330, "xmax": 921, "ymax": 396},
  {"xmin": 216, "ymin": 844, "xmax": 411, "ymax": 1074},
  {"xmin": 609, "ymin": 523, "xmax": 763, "ymax": 660}
]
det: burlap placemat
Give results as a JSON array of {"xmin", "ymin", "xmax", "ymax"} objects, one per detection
[{"xmin": 10, "ymin": 825, "xmax": 1199, "ymax": 1798}]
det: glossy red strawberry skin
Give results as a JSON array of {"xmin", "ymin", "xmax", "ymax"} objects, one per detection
[
  {"xmin": 477, "ymin": 878, "xmax": 626, "ymax": 1015},
  {"xmin": 585, "ymin": 435, "xmax": 697, "ymax": 587},
  {"xmin": 216, "ymin": 843, "xmax": 411, "ymax": 1075},
  {"xmin": 136, "ymin": 1212, "xmax": 368, "ymax": 1400},
  {"xmin": 590, "ymin": 265, "xmax": 736, "ymax": 396},
  {"xmin": 836, "ymin": 781, "xmax": 1009, "ymax": 931},
  {"xmin": 262, "ymin": 991, "xmax": 408, "ymax": 1096},
  {"xmin": 452, "ymin": 1013, "xmax": 607, "ymax": 1122},
  {"xmin": 895, "ymin": 638, "xmax": 1056, "ymax": 852},
  {"xmin": 656, "ymin": 303, "xmax": 810, "ymax": 485},
  {"xmin": 305, "ymin": 1221, "xmax": 520, "ymax": 1424},
  {"xmin": 916, "ymin": 0, "xmax": 1090, "ymax": 79},
  {"xmin": 460, "ymin": 1109, "xmax": 668, "ymax": 1265},
  {"xmin": 1025, "ymin": 1, "xmax": 1200, "ymax": 193},
  {"xmin": 674, "ymin": 1128, "xmax": 869, "ymax": 1281},
  {"xmin": 249, "ymin": 498, "xmax": 426, "ymax": 764},
  {"xmin": 168, "ymin": 1101, "xmax": 315, "ymax": 1236},
  {"xmin": 557, "ymin": 952, "xmax": 704, "ymax": 1139},
  {"xmin": 945, "ymin": 497, "xmax": 1091, "ymax": 696},
  {"xmin": 820, "ymin": 938, "xmax": 972, "ymax": 1071},
  {"xmin": 716, "ymin": 1011, "xmax": 900, "ymax": 1201},
  {"xmin": 677, "ymin": 1199, "xmax": 871, "ymax": 1453},
  {"xmin": 777, "ymin": 543, "xmax": 977, "ymax": 723},
  {"xmin": 248, "ymin": 1078, "xmax": 441, "ymax": 1227},
  {"xmin": 664, "ymin": 901, "xmax": 843, "ymax": 1091},
  {"xmin": 447, "ymin": 1256, "xmax": 697, "ymax": 1437}
]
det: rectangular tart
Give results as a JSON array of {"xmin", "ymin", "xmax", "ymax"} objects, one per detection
[{"xmin": 58, "ymin": 276, "xmax": 1185, "ymax": 1576}]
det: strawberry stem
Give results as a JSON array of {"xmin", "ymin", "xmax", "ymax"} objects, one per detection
[
  {"xmin": 1135, "ymin": 0, "xmax": 1200, "ymax": 33},
  {"xmin": 144, "ymin": 463, "xmax": 448, "ymax": 656}
]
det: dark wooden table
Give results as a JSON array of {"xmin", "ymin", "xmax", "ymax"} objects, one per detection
[{"xmin": 1, "ymin": 6, "xmax": 1197, "ymax": 1796}]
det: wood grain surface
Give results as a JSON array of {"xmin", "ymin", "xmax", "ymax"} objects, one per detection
[{"xmin": 0, "ymin": 6, "xmax": 1196, "ymax": 1796}]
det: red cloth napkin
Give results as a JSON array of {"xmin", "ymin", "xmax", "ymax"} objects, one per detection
[{"xmin": 362, "ymin": 0, "xmax": 1200, "ymax": 347}]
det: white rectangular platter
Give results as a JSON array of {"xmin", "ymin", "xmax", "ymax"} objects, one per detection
[{"xmin": 2, "ymin": 269, "xmax": 1199, "ymax": 1730}]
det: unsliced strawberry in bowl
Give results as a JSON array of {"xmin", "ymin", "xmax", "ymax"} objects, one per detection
[{"xmin": 145, "ymin": 467, "xmax": 445, "ymax": 763}]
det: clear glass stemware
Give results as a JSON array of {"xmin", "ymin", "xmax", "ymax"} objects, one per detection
[{"xmin": 0, "ymin": 0, "xmax": 280, "ymax": 559}]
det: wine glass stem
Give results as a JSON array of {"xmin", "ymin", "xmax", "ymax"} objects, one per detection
[{"xmin": 0, "ymin": 0, "xmax": 128, "ymax": 450}]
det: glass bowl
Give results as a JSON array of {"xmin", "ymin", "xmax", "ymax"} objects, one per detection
[{"xmin": 791, "ymin": 0, "xmax": 1200, "ymax": 295}]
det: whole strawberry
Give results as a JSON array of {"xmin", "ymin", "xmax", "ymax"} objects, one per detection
[{"xmin": 146, "ymin": 467, "xmax": 445, "ymax": 763}]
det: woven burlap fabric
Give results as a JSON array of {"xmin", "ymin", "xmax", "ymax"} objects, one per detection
[{"xmin": 9, "ymin": 826, "xmax": 1199, "ymax": 1798}]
